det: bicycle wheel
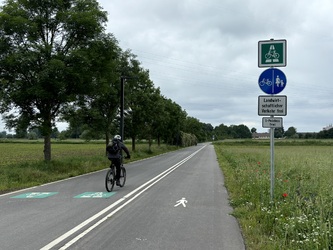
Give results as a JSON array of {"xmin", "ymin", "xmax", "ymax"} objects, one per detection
[
  {"xmin": 118, "ymin": 166, "xmax": 126, "ymax": 187},
  {"xmin": 105, "ymin": 168, "xmax": 115, "ymax": 192}
]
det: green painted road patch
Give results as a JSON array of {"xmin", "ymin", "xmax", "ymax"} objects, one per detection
[
  {"xmin": 74, "ymin": 192, "xmax": 115, "ymax": 198},
  {"xmin": 11, "ymin": 192, "xmax": 58, "ymax": 199}
]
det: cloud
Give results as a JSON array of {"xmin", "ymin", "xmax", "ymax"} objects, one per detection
[
  {"xmin": 97, "ymin": 0, "xmax": 333, "ymax": 133},
  {"xmin": 1, "ymin": 0, "xmax": 333, "ymax": 133}
]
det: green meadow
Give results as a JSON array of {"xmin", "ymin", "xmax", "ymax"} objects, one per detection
[
  {"xmin": 0, "ymin": 140, "xmax": 177, "ymax": 193},
  {"xmin": 214, "ymin": 140, "xmax": 333, "ymax": 250}
]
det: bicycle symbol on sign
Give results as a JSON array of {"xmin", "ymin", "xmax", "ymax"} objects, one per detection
[
  {"xmin": 258, "ymin": 68, "xmax": 287, "ymax": 94},
  {"xmin": 265, "ymin": 45, "xmax": 280, "ymax": 63},
  {"xmin": 259, "ymin": 78, "xmax": 272, "ymax": 87}
]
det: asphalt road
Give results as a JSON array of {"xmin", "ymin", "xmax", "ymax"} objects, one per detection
[{"xmin": 0, "ymin": 143, "xmax": 245, "ymax": 250}]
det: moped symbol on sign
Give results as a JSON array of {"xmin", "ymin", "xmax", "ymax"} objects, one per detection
[{"xmin": 258, "ymin": 68, "xmax": 287, "ymax": 94}]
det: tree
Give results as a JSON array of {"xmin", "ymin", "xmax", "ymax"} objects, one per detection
[
  {"xmin": 202, "ymin": 123, "xmax": 214, "ymax": 142},
  {"xmin": 148, "ymin": 92, "xmax": 167, "ymax": 147},
  {"xmin": 119, "ymin": 53, "xmax": 164, "ymax": 150},
  {"xmin": 284, "ymin": 126, "xmax": 297, "ymax": 138},
  {"xmin": 229, "ymin": 124, "xmax": 252, "ymax": 138},
  {"xmin": 183, "ymin": 116, "xmax": 209, "ymax": 142},
  {"xmin": 61, "ymin": 34, "xmax": 122, "ymax": 145},
  {"xmin": 214, "ymin": 123, "xmax": 230, "ymax": 140},
  {"xmin": 317, "ymin": 128, "xmax": 333, "ymax": 139},
  {"xmin": 0, "ymin": 0, "xmax": 109, "ymax": 160},
  {"xmin": 274, "ymin": 127, "xmax": 284, "ymax": 138},
  {"xmin": 0, "ymin": 131, "xmax": 6, "ymax": 138},
  {"xmin": 160, "ymin": 98, "xmax": 187, "ymax": 145},
  {"xmin": 140, "ymin": 88, "xmax": 164, "ymax": 151}
]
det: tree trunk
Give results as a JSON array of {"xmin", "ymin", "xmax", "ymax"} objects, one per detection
[
  {"xmin": 131, "ymin": 136, "xmax": 136, "ymax": 151},
  {"xmin": 148, "ymin": 135, "xmax": 152, "ymax": 152},
  {"xmin": 106, "ymin": 132, "xmax": 110, "ymax": 145},
  {"xmin": 157, "ymin": 135, "xmax": 161, "ymax": 147},
  {"xmin": 105, "ymin": 132, "xmax": 110, "ymax": 156},
  {"xmin": 43, "ymin": 135, "xmax": 51, "ymax": 161}
]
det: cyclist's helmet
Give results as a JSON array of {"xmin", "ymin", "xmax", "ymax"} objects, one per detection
[{"xmin": 114, "ymin": 135, "xmax": 121, "ymax": 141}]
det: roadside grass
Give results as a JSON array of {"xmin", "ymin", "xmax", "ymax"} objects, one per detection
[
  {"xmin": 0, "ymin": 140, "xmax": 178, "ymax": 193},
  {"xmin": 214, "ymin": 140, "xmax": 333, "ymax": 250}
]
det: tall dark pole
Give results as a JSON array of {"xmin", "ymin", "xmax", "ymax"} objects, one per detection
[{"xmin": 120, "ymin": 77, "xmax": 125, "ymax": 141}]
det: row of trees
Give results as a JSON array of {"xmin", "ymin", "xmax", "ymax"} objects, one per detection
[
  {"xmin": 3, "ymin": 123, "xmax": 333, "ymax": 141},
  {"xmin": 0, "ymin": 121, "xmax": 253, "ymax": 142},
  {"xmin": 252, "ymin": 126, "xmax": 333, "ymax": 139},
  {"xmin": 0, "ymin": 0, "xmax": 202, "ymax": 160}
]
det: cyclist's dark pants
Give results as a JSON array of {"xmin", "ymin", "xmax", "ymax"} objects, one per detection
[{"xmin": 109, "ymin": 157, "xmax": 121, "ymax": 180}]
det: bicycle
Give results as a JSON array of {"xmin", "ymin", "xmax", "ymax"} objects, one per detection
[
  {"xmin": 105, "ymin": 159, "xmax": 126, "ymax": 192},
  {"xmin": 259, "ymin": 78, "xmax": 272, "ymax": 87}
]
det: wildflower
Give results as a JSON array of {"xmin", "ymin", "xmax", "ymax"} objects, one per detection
[{"xmin": 282, "ymin": 193, "xmax": 288, "ymax": 198}]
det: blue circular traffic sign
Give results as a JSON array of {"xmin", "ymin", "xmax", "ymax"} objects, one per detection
[{"xmin": 258, "ymin": 68, "xmax": 287, "ymax": 94}]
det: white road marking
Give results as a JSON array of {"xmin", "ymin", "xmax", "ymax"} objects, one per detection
[{"xmin": 174, "ymin": 197, "xmax": 188, "ymax": 207}]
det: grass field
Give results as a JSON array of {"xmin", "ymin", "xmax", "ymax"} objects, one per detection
[
  {"xmin": 214, "ymin": 140, "xmax": 333, "ymax": 250},
  {"xmin": 0, "ymin": 140, "xmax": 178, "ymax": 193}
]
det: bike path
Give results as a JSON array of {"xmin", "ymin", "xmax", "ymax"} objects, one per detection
[{"xmin": 60, "ymin": 144, "xmax": 245, "ymax": 250}]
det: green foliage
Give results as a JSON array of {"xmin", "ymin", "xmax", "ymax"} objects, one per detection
[
  {"xmin": 317, "ymin": 128, "xmax": 333, "ymax": 139},
  {"xmin": 284, "ymin": 126, "xmax": 297, "ymax": 138},
  {"xmin": 214, "ymin": 123, "xmax": 252, "ymax": 139},
  {"xmin": 180, "ymin": 131, "xmax": 197, "ymax": 147},
  {"xmin": 214, "ymin": 140, "xmax": 333, "ymax": 250},
  {"xmin": 0, "ymin": 0, "xmax": 110, "ymax": 160},
  {"xmin": 183, "ymin": 116, "xmax": 213, "ymax": 142},
  {"xmin": 125, "ymin": 61, "xmax": 163, "ymax": 150},
  {"xmin": 274, "ymin": 127, "xmax": 285, "ymax": 138},
  {"xmin": 0, "ymin": 131, "xmax": 7, "ymax": 138}
]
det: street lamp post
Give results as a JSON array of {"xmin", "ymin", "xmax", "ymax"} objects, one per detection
[
  {"xmin": 120, "ymin": 76, "xmax": 136, "ymax": 144},
  {"xmin": 120, "ymin": 76, "xmax": 125, "ymax": 141}
]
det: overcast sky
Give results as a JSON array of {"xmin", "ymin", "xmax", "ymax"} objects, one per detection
[{"xmin": 1, "ymin": 0, "xmax": 333, "ymax": 133}]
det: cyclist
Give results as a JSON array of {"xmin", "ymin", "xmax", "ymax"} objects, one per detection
[{"xmin": 106, "ymin": 135, "xmax": 131, "ymax": 186}]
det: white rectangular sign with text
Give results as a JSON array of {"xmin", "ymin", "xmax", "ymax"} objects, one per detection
[
  {"xmin": 262, "ymin": 117, "xmax": 283, "ymax": 128},
  {"xmin": 258, "ymin": 95, "xmax": 287, "ymax": 116}
]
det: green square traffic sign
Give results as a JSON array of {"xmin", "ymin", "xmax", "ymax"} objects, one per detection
[{"xmin": 258, "ymin": 39, "xmax": 286, "ymax": 67}]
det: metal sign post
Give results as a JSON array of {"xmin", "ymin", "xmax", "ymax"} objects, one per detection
[
  {"xmin": 270, "ymin": 126, "xmax": 275, "ymax": 201},
  {"xmin": 258, "ymin": 38, "xmax": 287, "ymax": 202}
]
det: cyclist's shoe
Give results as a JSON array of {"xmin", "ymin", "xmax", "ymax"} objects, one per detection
[{"xmin": 116, "ymin": 180, "xmax": 120, "ymax": 186}]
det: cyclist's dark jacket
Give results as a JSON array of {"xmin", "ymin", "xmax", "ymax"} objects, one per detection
[{"xmin": 106, "ymin": 140, "xmax": 130, "ymax": 159}]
